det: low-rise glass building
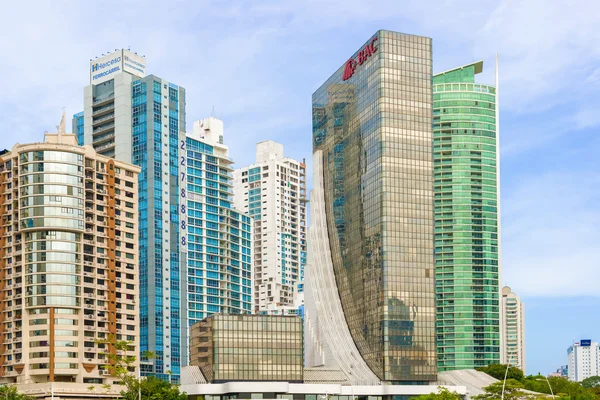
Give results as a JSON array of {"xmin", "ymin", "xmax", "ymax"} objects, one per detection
[{"xmin": 190, "ymin": 314, "xmax": 303, "ymax": 383}]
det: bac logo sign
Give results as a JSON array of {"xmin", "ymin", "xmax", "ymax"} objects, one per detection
[{"xmin": 342, "ymin": 37, "xmax": 378, "ymax": 81}]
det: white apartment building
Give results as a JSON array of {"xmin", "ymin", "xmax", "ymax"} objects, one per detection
[
  {"xmin": 500, "ymin": 286, "xmax": 526, "ymax": 373},
  {"xmin": 233, "ymin": 141, "xmax": 307, "ymax": 314},
  {"xmin": 568, "ymin": 340, "xmax": 600, "ymax": 382}
]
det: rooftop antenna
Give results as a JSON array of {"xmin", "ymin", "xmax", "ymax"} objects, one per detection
[{"xmin": 211, "ymin": 105, "xmax": 216, "ymax": 118}]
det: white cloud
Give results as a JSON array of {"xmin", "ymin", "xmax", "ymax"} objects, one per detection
[
  {"xmin": 1, "ymin": 0, "xmax": 600, "ymax": 300},
  {"xmin": 502, "ymin": 170, "xmax": 600, "ymax": 296}
]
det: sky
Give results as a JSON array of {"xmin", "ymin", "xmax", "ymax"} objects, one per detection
[{"xmin": 1, "ymin": 0, "xmax": 599, "ymax": 376}]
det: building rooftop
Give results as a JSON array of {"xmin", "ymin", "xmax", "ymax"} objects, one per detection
[{"xmin": 435, "ymin": 60, "xmax": 484, "ymax": 77}]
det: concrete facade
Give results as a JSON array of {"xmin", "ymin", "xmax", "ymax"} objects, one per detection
[
  {"xmin": 233, "ymin": 141, "xmax": 306, "ymax": 315},
  {"xmin": 500, "ymin": 286, "xmax": 526, "ymax": 373},
  {"xmin": 0, "ymin": 133, "xmax": 140, "ymax": 390},
  {"xmin": 568, "ymin": 341, "xmax": 600, "ymax": 382}
]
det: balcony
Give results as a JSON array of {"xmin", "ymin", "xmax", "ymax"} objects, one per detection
[
  {"xmin": 92, "ymin": 113, "xmax": 115, "ymax": 126},
  {"xmin": 92, "ymin": 123, "xmax": 115, "ymax": 138},
  {"xmin": 95, "ymin": 142, "xmax": 115, "ymax": 153},
  {"xmin": 92, "ymin": 93, "xmax": 115, "ymax": 105},
  {"xmin": 92, "ymin": 104, "xmax": 115, "ymax": 118}
]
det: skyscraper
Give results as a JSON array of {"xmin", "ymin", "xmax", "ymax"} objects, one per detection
[
  {"xmin": 307, "ymin": 30, "xmax": 436, "ymax": 384},
  {"xmin": 433, "ymin": 61, "xmax": 501, "ymax": 370},
  {"xmin": 233, "ymin": 141, "xmax": 306, "ymax": 314},
  {"xmin": 77, "ymin": 50, "xmax": 186, "ymax": 381},
  {"xmin": 184, "ymin": 117, "xmax": 253, "ymax": 325},
  {"xmin": 0, "ymin": 131, "xmax": 140, "ymax": 392},
  {"xmin": 500, "ymin": 286, "xmax": 525, "ymax": 373}
]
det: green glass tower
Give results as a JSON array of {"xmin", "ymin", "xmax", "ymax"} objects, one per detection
[{"xmin": 433, "ymin": 61, "xmax": 501, "ymax": 370}]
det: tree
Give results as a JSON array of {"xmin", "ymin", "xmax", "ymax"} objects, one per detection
[
  {"xmin": 477, "ymin": 364, "xmax": 525, "ymax": 382},
  {"xmin": 0, "ymin": 385, "xmax": 34, "ymax": 400},
  {"xmin": 96, "ymin": 335, "xmax": 187, "ymax": 400},
  {"xmin": 473, "ymin": 379, "xmax": 530, "ymax": 400},
  {"xmin": 411, "ymin": 387, "xmax": 462, "ymax": 400},
  {"xmin": 122, "ymin": 376, "xmax": 187, "ymax": 400},
  {"xmin": 582, "ymin": 377, "xmax": 600, "ymax": 389},
  {"xmin": 521, "ymin": 376, "xmax": 597, "ymax": 400}
]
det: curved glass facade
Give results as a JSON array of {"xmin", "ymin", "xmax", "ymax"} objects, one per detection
[
  {"xmin": 433, "ymin": 62, "xmax": 500, "ymax": 370},
  {"xmin": 311, "ymin": 30, "xmax": 436, "ymax": 383},
  {"xmin": 19, "ymin": 152, "xmax": 84, "ymax": 310}
]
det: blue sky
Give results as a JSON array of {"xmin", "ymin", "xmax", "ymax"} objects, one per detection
[{"xmin": 1, "ymin": 0, "xmax": 599, "ymax": 375}]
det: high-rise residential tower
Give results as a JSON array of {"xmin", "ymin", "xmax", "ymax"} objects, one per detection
[
  {"xmin": 76, "ymin": 50, "xmax": 186, "ymax": 381},
  {"xmin": 183, "ymin": 117, "xmax": 253, "ymax": 326},
  {"xmin": 0, "ymin": 130, "xmax": 140, "ymax": 394},
  {"xmin": 500, "ymin": 286, "xmax": 525, "ymax": 373},
  {"xmin": 433, "ymin": 61, "xmax": 501, "ymax": 370},
  {"xmin": 233, "ymin": 141, "xmax": 306, "ymax": 314},
  {"xmin": 306, "ymin": 30, "xmax": 436, "ymax": 384}
]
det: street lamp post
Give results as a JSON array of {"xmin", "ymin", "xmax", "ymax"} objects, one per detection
[
  {"xmin": 501, "ymin": 357, "xmax": 513, "ymax": 400},
  {"xmin": 537, "ymin": 377, "xmax": 555, "ymax": 400}
]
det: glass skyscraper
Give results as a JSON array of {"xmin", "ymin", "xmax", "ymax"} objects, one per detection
[
  {"xmin": 183, "ymin": 117, "xmax": 253, "ymax": 326},
  {"xmin": 433, "ymin": 61, "xmax": 500, "ymax": 370},
  {"xmin": 72, "ymin": 111, "xmax": 84, "ymax": 146},
  {"xmin": 307, "ymin": 30, "xmax": 436, "ymax": 384},
  {"xmin": 78, "ymin": 50, "xmax": 186, "ymax": 382}
]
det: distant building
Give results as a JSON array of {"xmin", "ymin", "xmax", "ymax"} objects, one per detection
[
  {"xmin": 189, "ymin": 314, "xmax": 303, "ymax": 383},
  {"xmin": 500, "ymin": 286, "xmax": 526, "ymax": 373},
  {"xmin": 568, "ymin": 340, "xmax": 600, "ymax": 381},
  {"xmin": 72, "ymin": 111, "xmax": 84, "ymax": 146},
  {"xmin": 549, "ymin": 365, "xmax": 568, "ymax": 378},
  {"xmin": 233, "ymin": 141, "xmax": 307, "ymax": 314}
]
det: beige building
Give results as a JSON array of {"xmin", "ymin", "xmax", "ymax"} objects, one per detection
[
  {"xmin": 0, "ymin": 128, "xmax": 140, "ymax": 397},
  {"xmin": 501, "ymin": 286, "xmax": 526, "ymax": 373}
]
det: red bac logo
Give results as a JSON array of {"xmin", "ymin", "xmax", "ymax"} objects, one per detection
[{"xmin": 342, "ymin": 37, "xmax": 378, "ymax": 81}]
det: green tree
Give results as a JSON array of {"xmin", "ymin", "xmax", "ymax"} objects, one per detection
[
  {"xmin": 411, "ymin": 387, "xmax": 462, "ymax": 400},
  {"xmin": 477, "ymin": 364, "xmax": 525, "ymax": 382},
  {"xmin": 582, "ymin": 377, "xmax": 600, "ymax": 389},
  {"xmin": 522, "ymin": 376, "xmax": 597, "ymax": 400},
  {"xmin": 0, "ymin": 385, "xmax": 34, "ymax": 400},
  {"xmin": 122, "ymin": 376, "xmax": 187, "ymax": 400},
  {"xmin": 97, "ymin": 335, "xmax": 187, "ymax": 400},
  {"xmin": 587, "ymin": 387, "xmax": 600, "ymax": 399},
  {"xmin": 473, "ymin": 379, "xmax": 530, "ymax": 400}
]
